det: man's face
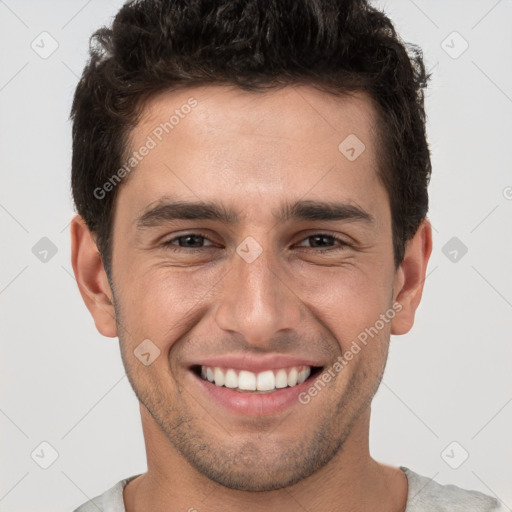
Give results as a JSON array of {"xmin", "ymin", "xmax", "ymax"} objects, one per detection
[{"xmin": 109, "ymin": 85, "xmax": 400, "ymax": 490}]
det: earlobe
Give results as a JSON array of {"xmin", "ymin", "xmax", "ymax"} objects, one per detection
[
  {"xmin": 390, "ymin": 218, "xmax": 433, "ymax": 335},
  {"xmin": 70, "ymin": 214, "xmax": 118, "ymax": 338}
]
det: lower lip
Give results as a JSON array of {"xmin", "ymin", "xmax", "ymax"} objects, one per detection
[{"xmin": 190, "ymin": 371, "xmax": 317, "ymax": 416}]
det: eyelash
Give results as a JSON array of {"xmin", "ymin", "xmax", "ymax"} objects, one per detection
[{"xmin": 162, "ymin": 232, "xmax": 351, "ymax": 253}]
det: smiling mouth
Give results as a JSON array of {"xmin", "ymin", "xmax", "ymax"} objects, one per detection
[{"xmin": 191, "ymin": 365, "xmax": 323, "ymax": 393}]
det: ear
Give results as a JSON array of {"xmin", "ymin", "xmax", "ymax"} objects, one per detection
[
  {"xmin": 391, "ymin": 218, "xmax": 433, "ymax": 335},
  {"xmin": 70, "ymin": 214, "xmax": 118, "ymax": 338}
]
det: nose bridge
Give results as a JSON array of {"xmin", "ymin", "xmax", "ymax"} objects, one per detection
[{"xmin": 214, "ymin": 241, "xmax": 301, "ymax": 344}]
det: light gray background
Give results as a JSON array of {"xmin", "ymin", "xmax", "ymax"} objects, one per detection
[{"xmin": 0, "ymin": 1, "xmax": 511, "ymax": 511}]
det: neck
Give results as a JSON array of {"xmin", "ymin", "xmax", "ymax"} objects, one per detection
[{"xmin": 124, "ymin": 405, "xmax": 408, "ymax": 512}]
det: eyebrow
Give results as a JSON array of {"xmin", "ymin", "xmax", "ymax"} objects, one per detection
[{"xmin": 136, "ymin": 198, "xmax": 375, "ymax": 229}]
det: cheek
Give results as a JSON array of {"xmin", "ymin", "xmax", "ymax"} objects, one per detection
[
  {"xmin": 116, "ymin": 265, "xmax": 222, "ymax": 344},
  {"xmin": 291, "ymin": 260, "xmax": 391, "ymax": 316},
  {"xmin": 287, "ymin": 262, "xmax": 393, "ymax": 352}
]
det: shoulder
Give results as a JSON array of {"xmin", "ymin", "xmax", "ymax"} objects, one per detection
[
  {"xmin": 72, "ymin": 474, "xmax": 141, "ymax": 512},
  {"xmin": 402, "ymin": 467, "xmax": 504, "ymax": 512}
]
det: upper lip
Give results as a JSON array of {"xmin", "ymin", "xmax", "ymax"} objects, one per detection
[{"xmin": 189, "ymin": 354, "xmax": 324, "ymax": 373}]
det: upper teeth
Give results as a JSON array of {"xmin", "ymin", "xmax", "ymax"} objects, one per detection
[{"xmin": 200, "ymin": 366, "xmax": 311, "ymax": 392}]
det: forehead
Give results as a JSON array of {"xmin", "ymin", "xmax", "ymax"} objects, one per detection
[
  {"xmin": 120, "ymin": 84, "xmax": 386, "ymax": 224},
  {"xmin": 136, "ymin": 84, "xmax": 378, "ymax": 146}
]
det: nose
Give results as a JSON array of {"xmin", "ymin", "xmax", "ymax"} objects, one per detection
[{"xmin": 214, "ymin": 243, "xmax": 302, "ymax": 347}]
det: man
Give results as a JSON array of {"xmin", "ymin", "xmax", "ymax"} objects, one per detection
[{"xmin": 69, "ymin": 0, "xmax": 503, "ymax": 510}]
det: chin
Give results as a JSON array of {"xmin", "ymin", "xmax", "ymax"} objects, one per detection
[{"xmin": 173, "ymin": 435, "xmax": 342, "ymax": 492}]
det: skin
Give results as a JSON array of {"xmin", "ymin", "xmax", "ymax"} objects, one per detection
[{"xmin": 71, "ymin": 84, "xmax": 432, "ymax": 512}]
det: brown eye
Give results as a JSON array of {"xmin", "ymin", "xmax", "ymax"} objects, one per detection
[
  {"xmin": 163, "ymin": 233, "xmax": 215, "ymax": 249},
  {"xmin": 296, "ymin": 234, "xmax": 350, "ymax": 250}
]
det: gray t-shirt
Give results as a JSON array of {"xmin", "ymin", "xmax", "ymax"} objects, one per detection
[{"xmin": 73, "ymin": 466, "xmax": 505, "ymax": 511}]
